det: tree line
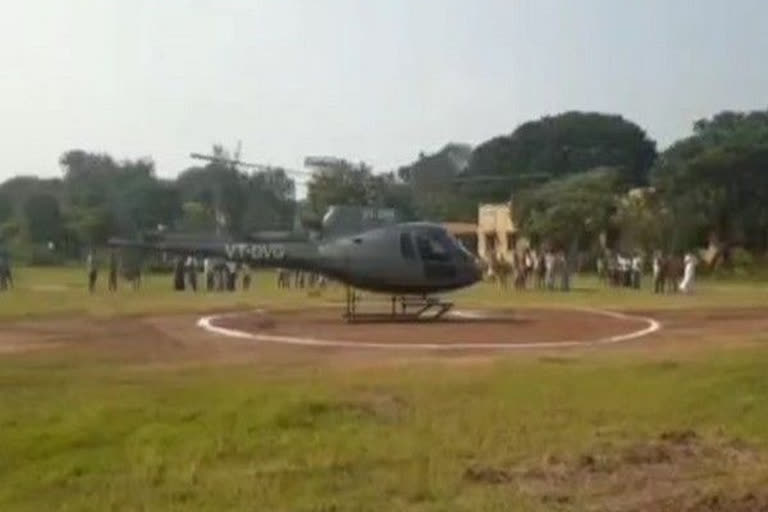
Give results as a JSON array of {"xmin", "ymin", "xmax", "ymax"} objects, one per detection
[
  {"xmin": 0, "ymin": 145, "xmax": 295, "ymax": 264},
  {"xmin": 2, "ymin": 109, "xmax": 768, "ymax": 265}
]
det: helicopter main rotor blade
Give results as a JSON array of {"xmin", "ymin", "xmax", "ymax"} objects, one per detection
[
  {"xmin": 189, "ymin": 153, "xmax": 314, "ymax": 177},
  {"xmin": 450, "ymin": 173, "xmax": 551, "ymax": 183}
]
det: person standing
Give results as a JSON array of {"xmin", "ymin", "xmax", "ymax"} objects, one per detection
[
  {"xmin": 242, "ymin": 265, "xmax": 252, "ymax": 291},
  {"xmin": 203, "ymin": 258, "xmax": 213, "ymax": 291},
  {"xmin": 631, "ymin": 253, "xmax": 643, "ymax": 289},
  {"xmin": 618, "ymin": 254, "xmax": 630, "ymax": 288},
  {"xmin": 173, "ymin": 257, "xmax": 186, "ymax": 291},
  {"xmin": 87, "ymin": 250, "xmax": 99, "ymax": 293},
  {"xmin": 558, "ymin": 250, "xmax": 570, "ymax": 292},
  {"xmin": 216, "ymin": 264, "xmax": 225, "ymax": 291},
  {"xmin": 544, "ymin": 249, "xmax": 556, "ymax": 291},
  {"xmin": 295, "ymin": 270, "xmax": 305, "ymax": 289},
  {"xmin": 226, "ymin": 260, "xmax": 237, "ymax": 291},
  {"xmin": 652, "ymin": 251, "xmax": 665, "ymax": 294},
  {"xmin": 108, "ymin": 250, "xmax": 118, "ymax": 292},
  {"xmin": 606, "ymin": 252, "xmax": 618, "ymax": 287},
  {"xmin": 0, "ymin": 256, "xmax": 7, "ymax": 291},
  {"xmin": 5, "ymin": 262, "xmax": 12, "ymax": 290},
  {"xmin": 535, "ymin": 249, "xmax": 546, "ymax": 289},
  {"xmin": 277, "ymin": 268, "xmax": 289, "ymax": 289},
  {"xmin": 596, "ymin": 254, "xmax": 605, "ymax": 285},
  {"xmin": 523, "ymin": 249, "xmax": 534, "ymax": 289},
  {"xmin": 129, "ymin": 264, "xmax": 142, "ymax": 290},
  {"xmin": 679, "ymin": 252, "xmax": 697, "ymax": 294},
  {"xmin": 0, "ymin": 252, "xmax": 11, "ymax": 291},
  {"xmin": 187, "ymin": 256, "xmax": 198, "ymax": 292},
  {"xmin": 511, "ymin": 252, "xmax": 523, "ymax": 290}
]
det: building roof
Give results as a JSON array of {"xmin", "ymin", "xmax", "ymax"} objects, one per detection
[{"xmin": 442, "ymin": 222, "xmax": 478, "ymax": 235}]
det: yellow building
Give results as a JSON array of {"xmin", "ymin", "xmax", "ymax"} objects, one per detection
[
  {"xmin": 442, "ymin": 203, "xmax": 522, "ymax": 264},
  {"xmin": 477, "ymin": 202, "xmax": 518, "ymax": 263}
]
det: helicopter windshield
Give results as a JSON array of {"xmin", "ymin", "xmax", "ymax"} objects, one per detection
[
  {"xmin": 414, "ymin": 229, "xmax": 454, "ymax": 262},
  {"xmin": 450, "ymin": 234, "xmax": 475, "ymax": 262}
]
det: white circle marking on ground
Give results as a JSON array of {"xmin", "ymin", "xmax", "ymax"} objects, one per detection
[{"xmin": 196, "ymin": 308, "xmax": 662, "ymax": 350}]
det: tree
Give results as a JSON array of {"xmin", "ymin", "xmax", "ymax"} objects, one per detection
[
  {"xmin": 397, "ymin": 143, "xmax": 474, "ymax": 220},
  {"xmin": 612, "ymin": 188, "xmax": 675, "ymax": 253},
  {"xmin": 307, "ymin": 160, "xmax": 371, "ymax": 215},
  {"xmin": 241, "ymin": 168, "xmax": 297, "ymax": 231},
  {"xmin": 467, "ymin": 112, "xmax": 657, "ymax": 186},
  {"xmin": 59, "ymin": 150, "xmax": 119, "ymax": 208},
  {"xmin": 58, "ymin": 150, "xmax": 182, "ymax": 241},
  {"xmin": 516, "ymin": 168, "xmax": 621, "ymax": 250},
  {"xmin": 66, "ymin": 206, "xmax": 113, "ymax": 247},
  {"xmin": 398, "ymin": 143, "xmax": 471, "ymax": 183},
  {"xmin": 306, "ymin": 159, "xmax": 418, "ymax": 221},
  {"xmin": 652, "ymin": 109, "xmax": 768, "ymax": 251},
  {"xmin": 176, "ymin": 151, "xmax": 249, "ymax": 235},
  {"xmin": 177, "ymin": 158, "xmax": 295, "ymax": 235},
  {"xmin": 23, "ymin": 193, "xmax": 63, "ymax": 243},
  {"xmin": 0, "ymin": 176, "xmax": 63, "ymax": 217},
  {"xmin": 177, "ymin": 201, "xmax": 217, "ymax": 233},
  {"xmin": 0, "ymin": 193, "xmax": 12, "ymax": 224},
  {"xmin": 114, "ymin": 178, "xmax": 181, "ymax": 233},
  {"xmin": 363, "ymin": 172, "xmax": 418, "ymax": 220}
]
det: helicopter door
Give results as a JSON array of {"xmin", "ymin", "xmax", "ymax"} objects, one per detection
[
  {"xmin": 414, "ymin": 233, "xmax": 457, "ymax": 280},
  {"xmin": 399, "ymin": 232, "xmax": 416, "ymax": 260}
]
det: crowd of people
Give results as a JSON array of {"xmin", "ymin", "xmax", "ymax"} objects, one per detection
[
  {"xmin": 170, "ymin": 257, "xmax": 252, "ymax": 292},
  {"xmin": 276, "ymin": 269, "xmax": 327, "ymax": 290},
  {"xmin": 483, "ymin": 246, "xmax": 700, "ymax": 295},
  {"xmin": 80, "ymin": 250, "xmax": 334, "ymax": 294},
  {"xmin": 597, "ymin": 252, "xmax": 645, "ymax": 289},
  {"xmin": 86, "ymin": 250, "xmax": 141, "ymax": 293},
  {"xmin": 598, "ymin": 250, "xmax": 698, "ymax": 294},
  {"xmin": 485, "ymin": 248, "xmax": 572, "ymax": 292},
  {"xmin": 1, "ymin": 245, "xmax": 700, "ymax": 296}
]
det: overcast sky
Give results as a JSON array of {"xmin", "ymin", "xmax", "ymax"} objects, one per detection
[{"xmin": 2, "ymin": 0, "xmax": 767, "ymax": 182}]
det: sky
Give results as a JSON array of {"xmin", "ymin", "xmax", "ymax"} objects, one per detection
[{"xmin": 2, "ymin": 0, "xmax": 768, "ymax": 184}]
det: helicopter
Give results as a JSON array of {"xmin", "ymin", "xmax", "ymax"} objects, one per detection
[
  {"xmin": 108, "ymin": 150, "xmax": 550, "ymax": 322},
  {"xmin": 109, "ymin": 204, "xmax": 483, "ymax": 322}
]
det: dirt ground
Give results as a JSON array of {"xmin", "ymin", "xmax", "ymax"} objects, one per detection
[
  {"xmin": 217, "ymin": 308, "xmax": 649, "ymax": 345},
  {"xmin": 1, "ymin": 306, "xmax": 768, "ymax": 366}
]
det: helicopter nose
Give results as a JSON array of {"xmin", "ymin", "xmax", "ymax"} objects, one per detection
[
  {"xmin": 472, "ymin": 257, "xmax": 484, "ymax": 281},
  {"xmin": 464, "ymin": 257, "xmax": 483, "ymax": 284}
]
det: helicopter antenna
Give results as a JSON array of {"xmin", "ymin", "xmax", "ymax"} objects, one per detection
[{"xmin": 233, "ymin": 140, "xmax": 242, "ymax": 163}]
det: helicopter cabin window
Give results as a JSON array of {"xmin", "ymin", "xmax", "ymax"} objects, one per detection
[
  {"xmin": 399, "ymin": 232, "xmax": 415, "ymax": 259},
  {"xmin": 415, "ymin": 233, "xmax": 452, "ymax": 262}
]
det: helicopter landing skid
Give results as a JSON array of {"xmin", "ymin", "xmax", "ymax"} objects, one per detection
[{"xmin": 343, "ymin": 288, "xmax": 454, "ymax": 323}]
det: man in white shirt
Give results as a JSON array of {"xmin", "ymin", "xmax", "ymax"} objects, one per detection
[
  {"xmin": 679, "ymin": 253, "xmax": 697, "ymax": 293},
  {"xmin": 631, "ymin": 254, "xmax": 643, "ymax": 289}
]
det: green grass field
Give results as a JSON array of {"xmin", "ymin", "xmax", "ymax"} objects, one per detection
[
  {"xmin": 3, "ymin": 266, "xmax": 768, "ymax": 319},
  {"xmin": 2, "ymin": 268, "xmax": 768, "ymax": 510}
]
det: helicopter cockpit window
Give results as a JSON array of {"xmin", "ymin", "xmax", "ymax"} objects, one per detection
[{"xmin": 415, "ymin": 232, "xmax": 452, "ymax": 262}]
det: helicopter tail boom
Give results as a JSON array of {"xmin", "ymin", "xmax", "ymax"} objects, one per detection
[{"xmin": 107, "ymin": 237, "xmax": 332, "ymax": 273}]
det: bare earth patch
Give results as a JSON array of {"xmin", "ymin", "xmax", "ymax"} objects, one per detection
[{"xmin": 465, "ymin": 429, "xmax": 768, "ymax": 511}]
